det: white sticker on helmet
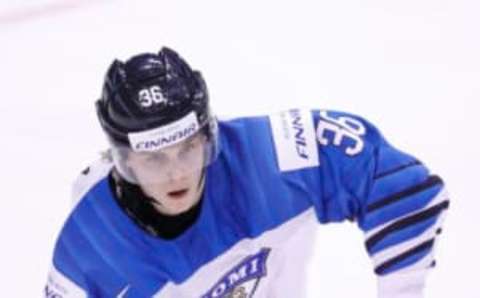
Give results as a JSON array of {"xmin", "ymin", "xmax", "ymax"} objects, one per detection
[{"xmin": 128, "ymin": 112, "xmax": 200, "ymax": 152}]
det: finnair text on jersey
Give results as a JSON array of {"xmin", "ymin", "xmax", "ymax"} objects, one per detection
[{"xmin": 290, "ymin": 110, "xmax": 309, "ymax": 159}]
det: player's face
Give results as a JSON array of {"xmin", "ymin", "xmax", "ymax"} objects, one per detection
[{"xmin": 126, "ymin": 134, "xmax": 206, "ymax": 215}]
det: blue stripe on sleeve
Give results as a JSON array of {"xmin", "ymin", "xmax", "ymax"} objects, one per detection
[
  {"xmin": 376, "ymin": 244, "xmax": 432, "ymax": 275},
  {"xmin": 368, "ymin": 215, "xmax": 438, "ymax": 255},
  {"xmin": 374, "ymin": 145, "xmax": 418, "ymax": 178},
  {"xmin": 361, "ymin": 184, "xmax": 443, "ymax": 231},
  {"xmin": 369, "ymin": 165, "xmax": 429, "ymax": 206}
]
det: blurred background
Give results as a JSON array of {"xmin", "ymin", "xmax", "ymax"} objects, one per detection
[{"xmin": 1, "ymin": 0, "xmax": 478, "ymax": 296}]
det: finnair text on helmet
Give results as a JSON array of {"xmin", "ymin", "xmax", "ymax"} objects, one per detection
[
  {"xmin": 128, "ymin": 112, "xmax": 200, "ymax": 152},
  {"xmin": 134, "ymin": 123, "xmax": 198, "ymax": 151},
  {"xmin": 289, "ymin": 110, "xmax": 309, "ymax": 159}
]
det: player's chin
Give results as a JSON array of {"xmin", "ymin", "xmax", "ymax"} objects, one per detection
[
  {"xmin": 165, "ymin": 201, "xmax": 193, "ymax": 215},
  {"xmin": 164, "ymin": 192, "xmax": 195, "ymax": 212}
]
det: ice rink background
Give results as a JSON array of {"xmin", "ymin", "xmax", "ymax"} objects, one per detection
[{"xmin": 1, "ymin": 0, "xmax": 479, "ymax": 296}]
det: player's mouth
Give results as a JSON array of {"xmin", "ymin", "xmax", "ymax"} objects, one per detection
[{"xmin": 167, "ymin": 188, "xmax": 189, "ymax": 199}]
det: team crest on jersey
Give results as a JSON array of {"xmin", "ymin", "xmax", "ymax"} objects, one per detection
[{"xmin": 201, "ymin": 248, "xmax": 271, "ymax": 298}]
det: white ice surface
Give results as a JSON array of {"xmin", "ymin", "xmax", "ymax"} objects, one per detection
[{"xmin": 1, "ymin": 0, "xmax": 478, "ymax": 297}]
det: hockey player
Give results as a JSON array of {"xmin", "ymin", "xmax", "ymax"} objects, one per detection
[{"xmin": 45, "ymin": 47, "xmax": 449, "ymax": 298}]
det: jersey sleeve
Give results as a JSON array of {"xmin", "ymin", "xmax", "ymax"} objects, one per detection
[
  {"xmin": 363, "ymin": 147, "xmax": 448, "ymax": 297},
  {"xmin": 319, "ymin": 110, "xmax": 449, "ymax": 298},
  {"xmin": 45, "ymin": 247, "xmax": 89, "ymax": 298},
  {"xmin": 270, "ymin": 109, "xmax": 449, "ymax": 298},
  {"xmin": 45, "ymin": 158, "xmax": 113, "ymax": 297}
]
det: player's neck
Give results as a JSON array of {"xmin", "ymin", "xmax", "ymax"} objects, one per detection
[{"xmin": 109, "ymin": 170, "xmax": 204, "ymax": 239}]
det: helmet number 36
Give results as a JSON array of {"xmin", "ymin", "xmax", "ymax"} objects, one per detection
[
  {"xmin": 316, "ymin": 110, "xmax": 366, "ymax": 156},
  {"xmin": 138, "ymin": 86, "xmax": 166, "ymax": 107}
]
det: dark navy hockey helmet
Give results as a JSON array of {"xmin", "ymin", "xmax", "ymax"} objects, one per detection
[
  {"xmin": 96, "ymin": 47, "xmax": 218, "ymax": 185},
  {"xmin": 96, "ymin": 47, "xmax": 214, "ymax": 145}
]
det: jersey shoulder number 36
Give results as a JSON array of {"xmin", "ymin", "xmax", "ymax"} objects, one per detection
[{"xmin": 316, "ymin": 110, "xmax": 367, "ymax": 156}]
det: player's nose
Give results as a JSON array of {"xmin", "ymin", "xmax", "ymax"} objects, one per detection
[{"xmin": 166, "ymin": 160, "xmax": 188, "ymax": 182}]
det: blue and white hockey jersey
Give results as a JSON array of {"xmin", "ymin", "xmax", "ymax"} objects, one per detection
[{"xmin": 45, "ymin": 109, "xmax": 449, "ymax": 298}]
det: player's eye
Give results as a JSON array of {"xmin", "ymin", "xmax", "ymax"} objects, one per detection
[
  {"xmin": 177, "ymin": 141, "xmax": 195, "ymax": 159},
  {"xmin": 187, "ymin": 141, "xmax": 196, "ymax": 150},
  {"xmin": 183, "ymin": 141, "xmax": 197, "ymax": 152},
  {"xmin": 143, "ymin": 153, "xmax": 168, "ymax": 164}
]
